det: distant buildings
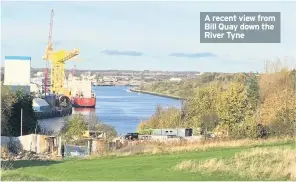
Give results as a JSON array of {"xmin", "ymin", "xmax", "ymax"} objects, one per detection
[
  {"xmin": 103, "ymin": 76, "xmax": 117, "ymax": 82},
  {"xmin": 196, "ymin": 72, "xmax": 205, "ymax": 76},
  {"xmin": 35, "ymin": 72, "xmax": 44, "ymax": 77},
  {"xmin": 169, "ymin": 77, "xmax": 182, "ymax": 82},
  {"xmin": 2, "ymin": 62, "xmax": 201, "ymax": 91}
]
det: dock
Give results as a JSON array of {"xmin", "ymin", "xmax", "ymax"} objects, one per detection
[
  {"xmin": 34, "ymin": 106, "xmax": 72, "ymax": 120},
  {"xmin": 129, "ymin": 88, "xmax": 183, "ymax": 100}
]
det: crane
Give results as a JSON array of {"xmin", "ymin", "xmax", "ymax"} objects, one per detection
[
  {"xmin": 43, "ymin": 9, "xmax": 54, "ymax": 97},
  {"xmin": 43, "ymin": 9, "xmax": 79, "ymax": 97}
]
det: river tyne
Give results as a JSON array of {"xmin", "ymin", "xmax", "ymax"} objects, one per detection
[{"xmin": 39, "ymin": 86, "xmax": 181, "ymax": 135}]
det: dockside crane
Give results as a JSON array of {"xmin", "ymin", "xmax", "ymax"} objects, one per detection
[
  {"xmin": 43, "ymin": 9, "xmax": 54, "ymax": 97},
  {"xmin": 43, "ymin": 9, "xmax": 79, "ymax": 97}
]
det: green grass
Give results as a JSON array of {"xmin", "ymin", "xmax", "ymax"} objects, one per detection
[{"xmin": 2, "ymin": 141, "xmax": 295, "ymax": 181}]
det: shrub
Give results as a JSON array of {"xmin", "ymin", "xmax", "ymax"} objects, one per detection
[{"xmin": 268, "ymin": 108, "xmax": 296, "ymax": 137}]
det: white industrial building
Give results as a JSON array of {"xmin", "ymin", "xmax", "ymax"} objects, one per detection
[
  {"xmin": 4, "ymin": 56, "xmax": 31, "ymax": 85},
  {"xmin": 4, "ymin": 56, "xmax": 31, "ymax": 93}
]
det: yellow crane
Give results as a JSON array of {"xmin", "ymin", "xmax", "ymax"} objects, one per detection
[{"xmin": 42, "ymin": 9, "xmax": 79, "ymax": 97}]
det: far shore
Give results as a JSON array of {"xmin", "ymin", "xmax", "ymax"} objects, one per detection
[{"xmin": 129, "ymin": 88, "xmax": 183, "ymax": 100}]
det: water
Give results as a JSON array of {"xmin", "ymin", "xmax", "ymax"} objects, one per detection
[{"xmin": 39, "ymin": 86, "xmax": 181, "ymax": 135}]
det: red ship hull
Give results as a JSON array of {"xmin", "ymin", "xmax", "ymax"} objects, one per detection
[{"xmin": 72, "ymin": 97, "xmax": 96, "ymax": 108}]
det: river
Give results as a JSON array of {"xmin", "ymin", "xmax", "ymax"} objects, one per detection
[{"xmin": 38, "ymin": 86, "xmax": 182, "ymax": 135}]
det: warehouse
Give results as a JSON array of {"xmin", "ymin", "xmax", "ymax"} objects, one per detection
[
  {"xmin": 4, "ymin": 56, "xmax": 31, "ymax": 86},
  {"xmin": 3, "ymin": 56, "xmax": 31, "ymax": 94}
]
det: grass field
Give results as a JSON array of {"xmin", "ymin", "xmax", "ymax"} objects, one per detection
[{"xmin": 1, "ymin": 139, "xmax": 295, "ymax": 181}]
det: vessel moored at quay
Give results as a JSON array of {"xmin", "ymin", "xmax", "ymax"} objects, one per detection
[{"xmin": 68, "ymin": 79, "xmax": 96, "ymax": 108}]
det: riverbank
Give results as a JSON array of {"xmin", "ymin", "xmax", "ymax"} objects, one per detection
[{"xmin": 129, "ymin": 88, "xmax": 183, "ymax": 100}]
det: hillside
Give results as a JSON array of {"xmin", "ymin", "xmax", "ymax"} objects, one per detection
[
  {"xmin": 141, "ymin": 72, "xmax": 257, "ymax": 98},
  {"xmin": 2, "ymin": 138, "xmax": 295, "ymax": 181},
  {"xmin": 137, "ymin": 65, "xmax": 296, "ymax": 138},
  {"xmin": 2, "ymin": 140, "xmax": 296, "ymax": 181}
]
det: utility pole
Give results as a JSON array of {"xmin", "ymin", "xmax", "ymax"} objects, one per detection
[{"xmin": 21, "ymin": 108, "xmax": 23, "ymax": 136}]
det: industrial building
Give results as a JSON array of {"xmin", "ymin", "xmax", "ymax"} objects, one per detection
[
  {"xmin": 4, "ymin": 56, "xmax": 31, "ymax": 94},
  {"xmin": 4, "ymin": 56, "xmax": 31, "ymax": 85},
  {"xmin": 152, "ymin": 128, "xmax": 193, "ymax": 138}
]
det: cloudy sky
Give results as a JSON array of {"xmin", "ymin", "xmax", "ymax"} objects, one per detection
[{"xmin": 1, "ymin": 1, "xmax": 296, "ymax": 72}]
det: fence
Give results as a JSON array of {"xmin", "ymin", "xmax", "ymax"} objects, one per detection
[{"xmin": 1, "ymin": 134, "xmax": 47, "ymax": 154}]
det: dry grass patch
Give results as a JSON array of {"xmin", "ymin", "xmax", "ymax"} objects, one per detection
[
  {"xmin": 174, "ymin": 147, "xmax": 296, "ymax": 181},
  {"xmin": 138, "ymin": 137, "xmax": 294, "ymax": 154},
  {"xmin": 86, "ymin": 137, "xmax": 294, "ymax": 159}
]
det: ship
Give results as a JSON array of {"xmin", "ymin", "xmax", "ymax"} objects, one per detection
[
  {"xmin": 72, "ymin": 95, "xmax": 96, "ymax": 108},
  {"xmin": 68, "ymin": 80, "xmax": 96, "ymax": 108}
]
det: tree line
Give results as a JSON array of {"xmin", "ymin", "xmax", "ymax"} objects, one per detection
[
  {"xmin": 1, "ymin": 86, "xmax": 39, "ymax": 136},
  {"xmin": 137, "ymin": 61, "xmax": 296, "ymax": 139}
]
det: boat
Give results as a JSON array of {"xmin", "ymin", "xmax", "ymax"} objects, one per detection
[
  {"xmin": 72, "ymin": 94, "xmax": 96, "ymax": 108},
  {"xmin": 68, "ymin": 80, "xmax": 96, "ymax": 108}
]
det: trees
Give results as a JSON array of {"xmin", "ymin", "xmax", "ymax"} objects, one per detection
[
  {"xmin": 86, "ymin": 114, "xmax": 117, "ymax": 140},
  {"xmin": 1, "ymin": 73, "xmax": 4, "ymax": 82},
  {"xmin": 185, "ymin": 86, "xmax": 219, "ymax": 135},
  {"xmin": 199, "ymin": 112, "xmax": 219, "ymax": 139},
  {"xmin": 137, "ymin": 106, "xmax": 182, "ymax": 131},
  {"xmin": 259, "ymin": 69, "xmax": 295, "ymax": 125},
  {"xmin": 137, "ymin": 64, "xmax": 295, "ymax": 140},
  {"xmin": 1, "ymin": 86, "xmax": 16, "ymax": 134},
  {"xmin": 59, "ymin": 114, "xmax": 88, "ymax": 142},
  {"xmin": 60, "ymin": 113, "xmax": 118, "ymax": 143},
  {"xmin": 216, "ymin": 82, "xmax": 248, "ymax": 134},
  {"xmin": 1, "ymin": 86, "xmax": 38, "ymax": 136},
  {"xmin": 245, "ymin": 73, "xmax": 260, "ymax": 115}
]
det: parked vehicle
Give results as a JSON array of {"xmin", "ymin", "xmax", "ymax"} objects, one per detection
[{"xmin": 124, "ymin": 133, "xmax": 139, "ymax": 140}]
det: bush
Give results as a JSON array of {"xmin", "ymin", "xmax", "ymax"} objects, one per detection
[
  {"xmin": 268, "ymin": 114, "xmax": 296, "ymax": 137},
  {"xmin": 59, "ymin": 114, "xmax": 88, "ymax": 142},
  {"xmin": 85, "ymin": 114, "xmax": 117, "ymax": 140}
]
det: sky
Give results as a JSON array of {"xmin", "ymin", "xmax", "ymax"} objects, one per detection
[{"xmin": 1, "ymin": 1, "xmax": 296, "ymax": 72}]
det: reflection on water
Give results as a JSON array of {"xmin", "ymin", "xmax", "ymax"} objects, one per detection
[
  {"xmin": 73, "ymin": 107, "xmax": 96, "ymax": 115},
  {"xmin": 38, "ymin": 117, "xmax": 66, "ymax": 133},
  {"xmin": 39, "ymin": 86, "xmax": 181, "ymax": 135},
  {"xmin": 38, "ymin": 108, "xmax": 96, "ymax": 133}
]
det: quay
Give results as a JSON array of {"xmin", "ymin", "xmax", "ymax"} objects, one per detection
[
  {"xmin": 34, "ymin": 106, "xmax": 72, "ymax": 120},
  {"xmin": 129, "ymin": 88, "xmax": 183, "ymax": 100}
]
